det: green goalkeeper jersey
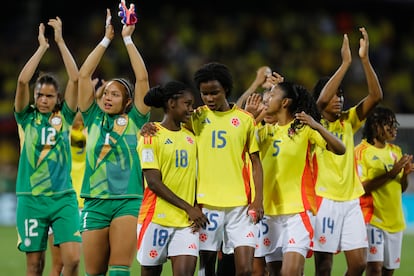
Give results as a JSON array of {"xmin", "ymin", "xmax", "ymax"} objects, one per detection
[
  {"xmin": 81, "ymin": 102, "xmax": 149, "ymax": 199},
  {"xmin": 15, "ymin": 102, "xmax": 76, "ymax": 196}
]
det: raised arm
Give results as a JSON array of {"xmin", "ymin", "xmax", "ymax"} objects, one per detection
[
  {"xmin": 354, "ymin": 27, "xmax": 383, "ymax": 121},
  {"xmin": 78, "ymin": 9, "xmax": 114, "ymax": 112},
  {"xmin": 15, "ymin": 23, "xmax": 49, "ymax": 112},
  {"xmin": 121, "ymin": 23, "xmax": 150, "ymax": 115},
  {"xmin": 48, "ymin": 16, "xmax": 78, "ymax": 112},
  {"xmin": 316, "ymin": 34, "xmax": 352, "ymax": 111},
  {"xmin": 236, "ymin": 66, "xmax": 272, "ymax": 108}
]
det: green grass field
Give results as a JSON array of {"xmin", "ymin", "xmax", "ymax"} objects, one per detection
[{"xmin": 2, "ymin": 225, "xmax": 413, "ymax": 275}]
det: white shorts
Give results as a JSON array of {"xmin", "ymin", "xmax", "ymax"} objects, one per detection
[
  {"xmin": 199, "ymin": 205, "xmax": 257, "ymax": 253},
  {"xmin": 366, "ymin": 224, "xmax": 403, "ymax": 269},
  {"xmin": 254, "ymin": 216, "xmax": 282, "ymax": 258},
  {"xmin": 262, "ymin": 215, "xmax": 285, "ymax": 262},
  {"xmin": 137, "ymin": 222, "xmax": 199, "ymax": 266},
  {"xmin": 313, "ymin": 198, "xmax": 368, "ymax": 253},
  {"xmin": 282, "ymin": 211, "xmax": 314, "ymax": 258}
]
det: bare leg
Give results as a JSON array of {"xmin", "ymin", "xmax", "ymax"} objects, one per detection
[
  {"xmin": 313, "ymin": 251, "xmax": 333, "ymax": 276},
  {"xmin": 344, "ymin": 248, "xmax": 367, "ymax": 276},
  {"xmin": 82, "ymin": 228, "xmax": 110, "ymax": 275},
  {"xmin": 26, "ymin": 251, "xmax": 46, "ymax": 276},
  {"xmin": 234, "ymin": 246, "xmax": 255, "ymax": 276},
  {"xmin": 48, "ymin": 234, "xmax": 64, "ymax": 276},
  {"xmin": 199, "ymin": 250, "xmax": 217, "ymax": 276}
]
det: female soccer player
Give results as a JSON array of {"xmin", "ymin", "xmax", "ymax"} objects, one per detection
[
  {"xmin": 137, "ymin": 81, "xmax": 208, "ymax": 276},
  {"xmin": 355, "ymin": 106, "xmax": 414, "ymax": 276},
  {"xmin": 258, "ymin": 81, "xmax": 345, "ymax": 275},
  {"xmin": 312, "ymin": 27, "xmax": 383, "ymax": 276},
  {"xmin": 15, "ymin": 17, "xmax": 81, "ymax": 276},
  {"xmin": 78, "ymin": 8, "xmax": 150, "ymax": 276}
]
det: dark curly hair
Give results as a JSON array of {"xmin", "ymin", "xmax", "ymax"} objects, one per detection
[
  {"xmin": 193, "ymin": 62, "xmax": 233, "ymax": 98},
  {"xmin": 277, "ymin": 81, "xmax": 321, "ymax": 137},
  {"xmin": 362, "ymin": 106, "xmax": 398, "ymax": 144}
]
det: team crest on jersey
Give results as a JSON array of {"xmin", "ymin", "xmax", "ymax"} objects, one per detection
[
  {"xmin": 231, "ymin": 117, "xmax": 240, "ymax": 127},
  {"xmin": 186, "ymin": 136, "xmax": 194, "ymax": 144},
  {"xmin": 116, "ymin": 117, "xmax": 127, "ymax": 126},
  {"xmin": 51, "ymin": 116, "xmax": 62, "ymax": 126}
]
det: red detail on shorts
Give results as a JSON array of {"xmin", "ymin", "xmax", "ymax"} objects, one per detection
[
  {"xmin": 246, "ymin": 231, "xmax": 255, "ymax": 238},
  {"xmin": 318, "ymin": 235, "xmax": 326, "ymax": 244},
  {"xmin": 369, "ymin": 246, "xmax": 377, "ymax": 254},
  {"xmin": 149, "ymin": 249, "xmax": 158, "ymax": 258},
  {"xmin": 395, "ymin": 257, "xmax": 400, "ymax": 263},
  {"xmin": 188, "ymin": 243, "xmax": 198, "ymax": 250},
  {"xmin": 199, "ymin": 233, "xmax": 208, "ymax": 242},
  {"xmin": 263, "ymin": 238, "xmax": 271, "ymax": 247},
  {"xmin": 288, "ymin": 238, "xmax": 296, "ymax": 244}
]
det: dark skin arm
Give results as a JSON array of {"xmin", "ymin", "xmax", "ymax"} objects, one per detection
[
  {"xmin": 362, "ymin": 154, "xmax": 413, "ymax": 193},
  {"xmin": 248, "ymin": 151, "xmax": 264, "ymax": 224},
  {"xmin": 143, "ymin": 169, "xmax": 209, "ymax": 230}
]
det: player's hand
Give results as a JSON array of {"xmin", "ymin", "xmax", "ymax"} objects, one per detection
[
  {"xmin": 104, "ymin": 9, "xmax": 115, "ymax": 40},
  {"xmin": 188, "ymin": 206, "xmax": 209, "ymax": 232},
  {"xmin": 140, "ymin": 122, "xmax": 159, "ymax": 137},
  {"xmin": 38, "ymin": 23, "xmax": 49, "ymax": 49},
  {"xmin": 48, "ymin": 16, "xmax": 64, "ymax": 44}
]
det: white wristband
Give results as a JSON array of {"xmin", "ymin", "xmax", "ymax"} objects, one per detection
[
  {"xmin": 123, "ymin": 36, "xmax": 133, "ymax": 45},
  {"xmin": 99, "ymin": 37, "xmax": 111, "ymax": 48}
]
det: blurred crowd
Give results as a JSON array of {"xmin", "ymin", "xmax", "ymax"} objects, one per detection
[{"xmin": 1, "ymin": 1, "xmax": 414, "ymax": 192}]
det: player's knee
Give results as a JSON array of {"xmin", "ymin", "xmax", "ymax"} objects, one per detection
[{"xmin": 348, "ymin": 258, "xmax": 367, "ymax": 274}]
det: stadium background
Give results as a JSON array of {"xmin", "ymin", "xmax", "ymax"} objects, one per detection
[{"xmin": 1, "ymin": 0, "xmax": 414, "ymax": 265}]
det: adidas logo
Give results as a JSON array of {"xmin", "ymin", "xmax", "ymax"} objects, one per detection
[
  {"xmin": 188, "ymin": 243, "xmax": 198, "ymax": 250},
  {"xmin": 246, "ymin": 231, "xmax": 255, "ymax": 238},
  {"xmin": 288, "ymin": 238, "xmax": 296, "ymax": 244},
  {"xmin": 372, "ymin": 155, "xmax": 379, "ymax": 160},
  {"xmin": 165, "ymin": 138, "xmax": 173, "ymax": 144},
  {"xmin": 201, "ymin": 118, "xmax": 211, "ymax": 124}
]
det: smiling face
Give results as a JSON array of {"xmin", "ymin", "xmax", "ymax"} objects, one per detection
[
  {"xmin": 35, "ymin": 83, "xmax": 59, "ymax": 113},
  {"xmin": 101, "ymin": 80, "xmax": 132, "ymax": 115},
  {"xmin": 169, "ymin": 90, "xmax": 195, "ymax": 125},
  {"xmin": 199, "ymin": 80, "xmax": 229, "ymax": 111}
]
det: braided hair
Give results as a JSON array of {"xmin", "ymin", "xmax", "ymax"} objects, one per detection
[{"xmin": 144, "ymin": 80, "xmax": 192, "ymax": 110}]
